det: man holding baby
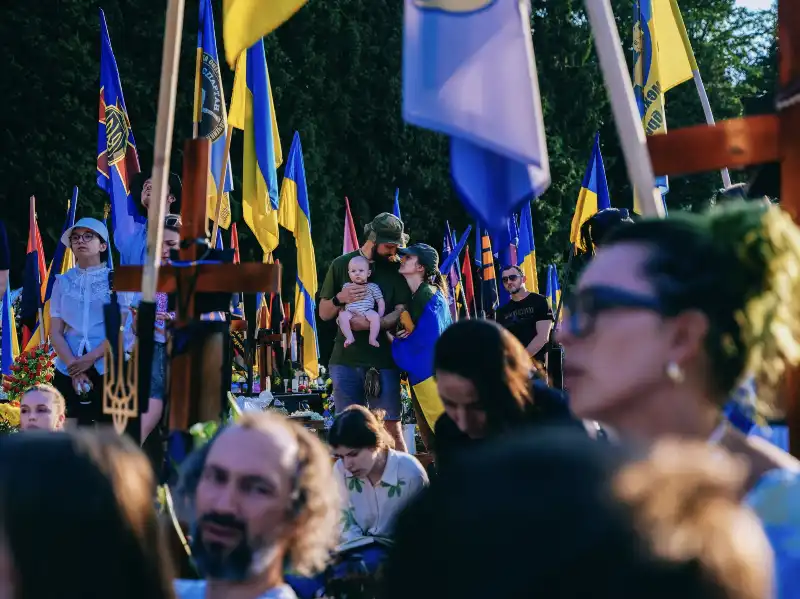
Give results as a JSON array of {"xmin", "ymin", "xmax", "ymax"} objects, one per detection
[{"xmin": 319, "ymin": 213, "xmax": 412, "ymax": 451}]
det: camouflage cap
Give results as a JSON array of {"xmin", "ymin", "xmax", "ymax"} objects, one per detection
[
  {"xmin": 364, "ymin": 212, "xmax": 409, "ymax": 246},
  {"xmin": 398, "ymin": 243, "xmax": 439, "ymax": 273}
]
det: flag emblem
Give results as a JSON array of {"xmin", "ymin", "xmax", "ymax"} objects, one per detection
[
  {"xmin": 104, "ymin": 104, "xmax": 131, "ymax": 166},
  {"xmin": 200, "ymin": 53, "xmax": 226, "ymax": 142},
  {"xmin": 413, "ymin": 0, "xmax": 495, "ymax": 13}
]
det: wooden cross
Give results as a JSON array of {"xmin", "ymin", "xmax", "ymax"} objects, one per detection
[
  {"xmin": 646, "ymin": 2, "xmax": 799, "ymax": 456},
  {"xmin": 114, "ymin": 138, "xmax": 281, "ymax": 431}
]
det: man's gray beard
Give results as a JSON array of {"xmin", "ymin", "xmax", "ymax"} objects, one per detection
[{"xmin": 246, "ymin": 541, "xmax": 281, "ymax": 579}]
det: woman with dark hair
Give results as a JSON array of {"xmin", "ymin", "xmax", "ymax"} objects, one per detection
[
  {"xmin": 579, "ymin": 207, "xmax": 634, "ymax": 256},
  {"xmin": 49, "ymin": 217, "xmax": 129, "ymax": 427},
  {"xmin": 558, "ymin": 202, "xmax": 800, "ymax": 597},
  {"xmin": 330, "ymin": 405, "xmax": 428, "ymax": 545},
  {"xmin": 0, "ymin": 430, "xmax": 176, "ymax": 599},
  {"xmin": 390, "ymin": 243, "xmax": 452, "ymax": 442},
  {"xmin": 433, "ymin": 319, "xmax": 584, "ymax": 475}
]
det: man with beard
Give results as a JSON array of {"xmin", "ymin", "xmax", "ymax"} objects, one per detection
[
  {"xmin": 319, "ymin": 213, "xmax": 412, "ymax": 451},
  {"xmin": 174, "ymin": 412, "xmax": 340, "ymax": 599},
  {"xmin": 494, "ymin": 265, "xmax": 552, "ymax": 364}
]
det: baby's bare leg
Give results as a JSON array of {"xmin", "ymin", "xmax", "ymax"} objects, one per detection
[
  {"xmin": 365, "ymin": 310, "xmax": 381, "ymax": 347},
  {"xmin": 338, "ymin": 310, "xmax": 356, "ymax": 347}
]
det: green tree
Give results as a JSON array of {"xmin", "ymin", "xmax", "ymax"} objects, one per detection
[{"xmin": 0, "ymin": 0, "xmax": 775, "ymax": 294}]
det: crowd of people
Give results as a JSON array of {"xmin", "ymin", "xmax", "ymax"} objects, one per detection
[{"xmin": 1, "ymin": 185, "xmax": 800, "ymax": 599}]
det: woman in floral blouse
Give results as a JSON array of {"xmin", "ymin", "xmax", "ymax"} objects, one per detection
[{"xmin": 329, "ymin": 405, "xmax": 429, "ymax": 546}]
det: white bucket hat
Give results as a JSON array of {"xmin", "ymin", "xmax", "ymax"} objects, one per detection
[{"xmin": 60, "ymin": 217, "xmax": 109, "ymax": 246}]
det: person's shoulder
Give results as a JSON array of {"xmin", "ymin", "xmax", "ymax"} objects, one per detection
[
  {"xmin": 174, "ymin": 579, "xmax": 205, "ymax": 599},
  {"xmin": 393, "ymin": 448, "xmax": 427, "ymax": 473},
  {"xmin": 526, "ymin": 291, "xmax": 550, "ymax": 306}
]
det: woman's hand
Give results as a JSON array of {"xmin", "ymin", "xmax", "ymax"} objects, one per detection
[
  {"xmin": 67, "ymin": 354, "xmax": 95, "ymax": 376},
  {"xmin": 71, "ymin": 372, "xmax": 91, "ymax": 392},
  {"xmin": 155, "ymin": 312, "xmax": 171, "ymax": 321},
  {"xmin": 395, "ymin": 329, "xmax": 410, "ymax": 339}
]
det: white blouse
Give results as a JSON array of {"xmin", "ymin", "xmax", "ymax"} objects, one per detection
[
  {"xmin": 335, "ymin": 449, "xmax": 429, "ymax": 543},
  {"xmin": 50, "ymin": 263, "xmax": 129, "ymax": 376}
]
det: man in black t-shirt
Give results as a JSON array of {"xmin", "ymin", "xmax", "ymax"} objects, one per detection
[{"xmin": 494, "ymin": 265, "xmax": 552, "ymax": 363}]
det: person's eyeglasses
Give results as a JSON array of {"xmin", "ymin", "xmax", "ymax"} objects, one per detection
[
  {"xmin": 563, "ymin": 286, "xmax": 663, "ymax": 338},
  {"xmin": 164, "ymin": 215, "xmax": 182, "ymax": 227},
  {"xmin": 70, "ymin": 232, "xmax": 97, "ymax": 244},
  {"xmin": 502, "ymin": 274, "xmax": 520, "ymax": 283}
]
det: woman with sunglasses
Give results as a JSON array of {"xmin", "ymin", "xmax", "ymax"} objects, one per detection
[
  {"xmin": 433, "ymin": 319, "xmax": 584, "ymax": 477},
  {"xmin": 49, "ymin": 218, "xmax": 129, "ymax": 427},
  {"xmin": 558, "ymin": 202, "xmax": 800, "ymax": 598}
]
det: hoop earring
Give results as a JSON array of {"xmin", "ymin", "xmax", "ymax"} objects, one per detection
[{"xmin": 666, "ymin": 361, "xmax": 684, "ymax": 384}]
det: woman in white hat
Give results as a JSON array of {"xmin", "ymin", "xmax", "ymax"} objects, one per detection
[{"xmin": 49, "ymin": 217, "xmax": 129, "ymax": 427}]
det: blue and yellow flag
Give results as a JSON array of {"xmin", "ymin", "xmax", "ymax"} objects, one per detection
[
  {"xmin": 22, "ymin": 200, "xmax": 47, "ymax": 351},
  {"xmin": 97, "ymin": 9, "xmax": 141, "ymax": 232},
  {"xmin": 546, "ymin": 264, "xmax": 561, "ymax": 320},
  {"xmin": 393, "ymin": 188, "xmax": 401, "ymax": 220},
  {"xmin": 403, "ymin": 0, "xmax": 550, "ymax": 233},
  {"xmin": 196, "ymin": 0, "xmax": 235, "ymax": 230},
  {"xmin": 222, "ymin": 0, "xmax": 308, "ymax": 67},
  {"xmin": 516, "ymin": 201, "xmax": 538, "ymax": 294},
  {"xmin": 392, "ymin": 291, "xmax": 451, "ymax": 428},
  {"xmin": 632, "ymin": 0, "xmax": 694, "ymax": 214},
  {"xmin": 1, "ymin": 285, "xmax": 19, "ymax": 376},
  {"xmin": 442, "ymin": 223, "xmax": 461, "ymax": 322},
  {"xmin": 40, "ymin": 189, "xmax": 78, "ymax": 342},
  {"xmin": 229, "ymin": 38, "xmax": 282, "ymax": 259},
  {"xmin": 278, "ymin": 132, "xmax": 319, "ymax": 378},
  {"xmin": 570, "ymin": 134, "xmax": 611, "ymax": 251}
]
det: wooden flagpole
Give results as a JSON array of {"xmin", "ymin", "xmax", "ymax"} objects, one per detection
[
  {"xmin": 143, "ymin": 0, "xmax": 186, "ymax": 302},
  {"xmin": 210, "ymin": 100, "xmax": 234, "ymax": 242}
]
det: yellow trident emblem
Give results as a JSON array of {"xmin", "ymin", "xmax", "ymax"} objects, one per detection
[
  {"xmin": 103, "ymin": 327, "xmax": 138, "ymax": 435},
  {"xmin": 413, "ymin": 0, "xmax": 495, "ymax": 13}
]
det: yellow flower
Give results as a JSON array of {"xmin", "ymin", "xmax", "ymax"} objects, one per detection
[{"xmin": 0, "ymin": 403, "xmax": 20, "ymax": 428}]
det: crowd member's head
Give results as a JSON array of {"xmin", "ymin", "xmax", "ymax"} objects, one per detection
[
  {"xmin": 398, "ymin": 243, "xmax": 448, "ymax": 297},
  {"xmin": 162, "ymin": 214, "xmax": 182, "ymax": 260},
  {"xmin": 434, "ymin": 319, "xmax": 538, "ymax": 439},
  {"xmin": 329, "ymin": 406, "xmax": 395, "ymax": 478},
  {"xmin": 500, "ymin": 264, "xmax": 528, "ymax": 296},
  {"xmin": 579, "ymin": 207, "xmax": 634, "ymax": 255},
  {"xmin": 177, "ymin": 412, "xmax": 340, "ymax": 583},
  {"xmin": 131, "ymin": 172, "xmax": 182, "ymax": 218},
  {"xmin": 19, "ymin": 384, "xmax": 66, "ymax": 431},
  {"xmin": 559, "ymin": 203, "xmax": 800, "ymax": 437},
  {"xmin": 363, "ymin": 213, "xmax": 408, "ymax": 262},
  {"xmin": 384, "ymin": 431, "xmax": 772, "ymax": 599},
  {"xmin": 61, "ymin": 217, "xmax": 109, "ymax": 268},
  {"xmin": 0, "ymin": 430, "xmax": 175, "ymax": 599}
]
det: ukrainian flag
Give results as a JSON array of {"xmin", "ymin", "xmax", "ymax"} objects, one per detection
[
  {"xmin": 517, "ymin": 200, "xmax": 538, "ymax": 294},
  {"xmin": 632, "ymin": 0, "xmax": 693, "ymax": 214},
  {"xmin": 403, "ymin": 0, "xmax": 549, "ymax": 232},
  {"xmin": 278, "ymin": 132, "xmax": 319, "ymax": 378},
  {"xmin": 546, "ymin": 265, "xmax": 561, "ymax": 320},
  {"xmin": 40, "ymin": 190, "xmax": 78, "ymax": 343},
  {"xmin": 392, "ymin": 291, "xmax": 451, "ymax": 429},
  {"xmin": 1, "ymin": 285, "xmax": 19, "ymax": 376},
  {"xmin": 570, "ymin": 134, "xmax": 611, "ymax": 252},
  {"xmin": 229, "ymin": 38, "xmax": 282, "ymax": 259},
  {"xmin": 97, "ymin": 9, "xmax": 141, "ymax": 231},
  {"xmin": 196, "ymin": 0, "xmax": 234, "ymax": 230},
  {"xmin": 222, "ymin": 0, "xmax": 308, "ymax": 67}
]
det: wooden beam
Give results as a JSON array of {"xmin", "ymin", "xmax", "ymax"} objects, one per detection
[
  {"xmin": 115, "ymin": 264, "xmax": 281, "ymax": 294},
  {"xmin": 647, "ymin": 115, "xmax": 779, "ymax": 177}
]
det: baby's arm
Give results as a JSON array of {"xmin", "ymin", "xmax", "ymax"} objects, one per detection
[{"xmin": 372, "ymin": 284, "xmax": 385, "ymax": 317}]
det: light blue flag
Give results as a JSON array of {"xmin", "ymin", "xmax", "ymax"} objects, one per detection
[{"xmin": 403, "ymin": 0, "xmax": 550, "ymax": 233}]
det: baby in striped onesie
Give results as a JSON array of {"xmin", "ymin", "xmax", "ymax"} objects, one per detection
[{"xmin": 338, "ymin": 255, "xmax": 385, "ymax": 348}]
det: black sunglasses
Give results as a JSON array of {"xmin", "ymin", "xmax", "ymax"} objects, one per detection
[
  {"xmin": 563, "ymin": 286, "xmax": 664, "ymax": 338},
  {"xmin": 501, "ymin": 274, "xmax": 520, "ymax": 283}
]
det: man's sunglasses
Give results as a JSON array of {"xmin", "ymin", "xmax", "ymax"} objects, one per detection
[
  {"xmin": 563, "ymin": 286, "xmax": 664, "ymax": 338},
  {"xmin": 501, "ymin": 274, "xmax": 520, "ymax": 283},
  {"xmin": 165, "ymin": 215, "xmax": 182, "ymax": 227}
]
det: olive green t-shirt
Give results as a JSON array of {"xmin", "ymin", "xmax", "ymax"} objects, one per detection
[
  {"xmin": 408, "ymin": 283, "xmax": 436, "ymax": 324},
  {"xmin": 320, "ymin": 250, "xmax": 412, "ymax": 368}
]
